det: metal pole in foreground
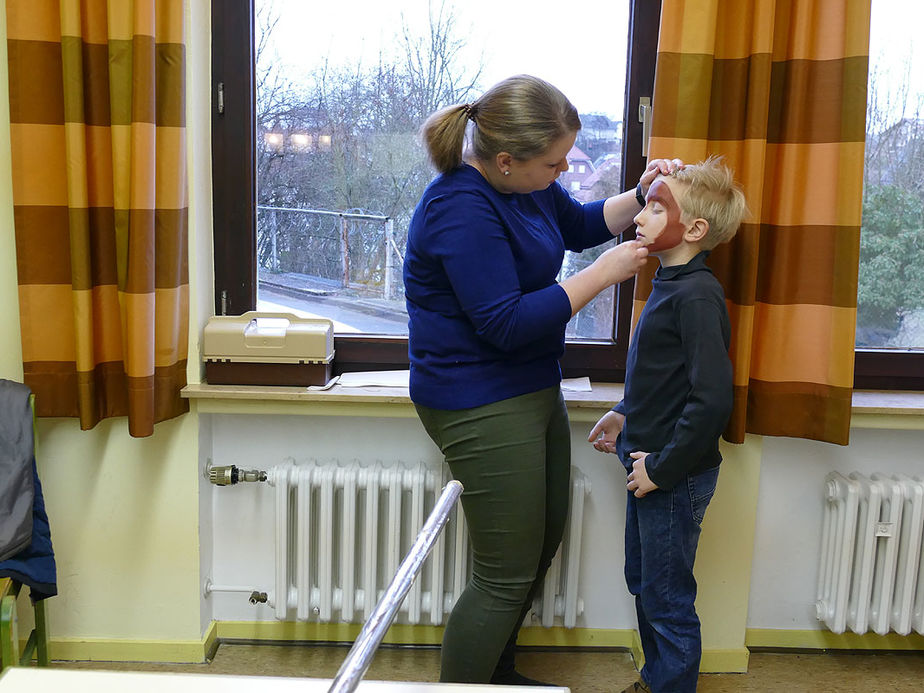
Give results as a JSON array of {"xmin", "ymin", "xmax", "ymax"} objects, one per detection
[{"xmin": 327, "ymin": 479, "xmax": 464, "ymax": 693}]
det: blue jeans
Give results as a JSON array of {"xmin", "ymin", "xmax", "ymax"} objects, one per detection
[{"xmin": 624, "ymin": 465, "xmax": 720, "ymax": 693}]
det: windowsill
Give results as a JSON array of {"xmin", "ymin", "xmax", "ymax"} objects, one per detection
[
  {"xmin": 181, "ymin": 381, "xmax": 624, "ymax": 422},
  {"xmin": 182, "ymin": 383, "xmax": 924, "ymax": 427}
]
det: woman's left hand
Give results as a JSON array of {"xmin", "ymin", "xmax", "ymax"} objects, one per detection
[{"xmin": 638, "ymin": 158, "xmax": 684, "ymax": 194}]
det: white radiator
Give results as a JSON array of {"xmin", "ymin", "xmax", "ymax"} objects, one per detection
[
  {"xmin": 262, "ymin": 459, "xmax": 589, "ymax": 628},
  {"xmin": 815, "ymin": 471, "xmax": 924, "ymax": 635}
]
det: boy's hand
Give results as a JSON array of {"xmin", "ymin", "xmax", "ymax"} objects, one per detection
[
  {"xmin": 627, "ymin": 451, "xmax": 659, "ymax": 498},
  {"xmin": 588, "ymin": 410, "xmax": 625, "ymax": 454}
]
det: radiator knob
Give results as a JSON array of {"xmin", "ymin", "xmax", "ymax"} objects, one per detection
[
  {"xmin": 208, "ymin": 464, "xmax": 267, "ymax": 485},
  {"xmin": 209, "ymin": 465, "xmax": 236, "ymax": 485}
]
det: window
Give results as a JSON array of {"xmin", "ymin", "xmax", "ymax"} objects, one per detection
[
  {"xmin": 854, "ymin": 0, "xmax": 924, "ymax": 389},
  {"xmin": 213, "ymin": 0, "xmax": 659, "ymax": 378}
]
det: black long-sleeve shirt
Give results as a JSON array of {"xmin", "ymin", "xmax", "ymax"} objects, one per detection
[{"xmin": 614, "ymin": 251, "xmax": 733, "ymax": 490}]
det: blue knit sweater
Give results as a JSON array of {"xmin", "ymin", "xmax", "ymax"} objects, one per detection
[{"xmin": 404, "ymin": 164, "xmax": 614, "ymax": 410}]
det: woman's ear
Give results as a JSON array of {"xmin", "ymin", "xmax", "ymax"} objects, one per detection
[{"xmin": 495, "ymin": 152, "xmax": 513, "ymax": 175}]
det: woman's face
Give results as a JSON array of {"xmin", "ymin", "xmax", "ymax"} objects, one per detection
[{"xmin": 505, "ymin": 132, "xmax": 576, "ymax": 194}]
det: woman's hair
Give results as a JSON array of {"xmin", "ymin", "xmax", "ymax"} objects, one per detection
[
  {"xmin": 670, "ymin": 155, "xmax": 749, "ymax": 249},
  {"xmin": 420, "ymin": 74, "xmax": 581, "ymax": 174}
]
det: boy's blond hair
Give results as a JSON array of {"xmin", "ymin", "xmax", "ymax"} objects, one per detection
[{"xmin": 669, "ymin": 155, "xmax": 749, "ymax": 250}]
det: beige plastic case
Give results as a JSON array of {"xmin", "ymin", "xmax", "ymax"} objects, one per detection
[{"xmin": 203, "ymin": 312, "xmax": 334, "ymax": 386}]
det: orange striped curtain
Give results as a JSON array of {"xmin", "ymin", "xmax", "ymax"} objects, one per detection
[
  {"xmin": 6, "ymin": 0, "xmax": 188, "ymax": 438},
  {"xmin": 640, "ymin": 0, "xmax": 871, "ymax": 445}
]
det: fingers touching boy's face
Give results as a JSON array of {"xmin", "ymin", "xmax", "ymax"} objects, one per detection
[{"xmin": 633, "ymin": 177, "xmax": 687, "ymax": 253}]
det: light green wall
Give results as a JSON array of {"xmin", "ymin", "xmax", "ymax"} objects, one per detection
[
  {"xmin": 0, "ymin": 1, "xmax": 760, "ymax": 665},
  {"xmin": 1, "ymin": 0, "xmax": 917, "ymax": 667},
  {"xmin": 0, "ymin": 7, "xmax": 22, "ymax": 382},
  {"xmin": 0, "ymin": 3, "xmax": 207, "ymax": 656}
]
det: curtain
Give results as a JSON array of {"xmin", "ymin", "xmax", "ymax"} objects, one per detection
[
  {"xmin": 6, "ymin": 0, "xmax": 188, "ymax": 438},
  {"xmin": 639, "ymin": 0, "xmax": 871, "ymax": 445}
]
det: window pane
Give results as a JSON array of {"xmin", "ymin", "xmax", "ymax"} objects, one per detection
[
  {"xmin": 858, "ymin": 0, "xmax": 924, "ymax": 349},
  {"xmin": 254, "ymin": 0, "xmax": 629, "ymax": 337}
]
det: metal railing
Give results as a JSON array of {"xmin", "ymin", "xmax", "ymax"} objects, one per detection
[
  {"xmin": 257, "ymin": 206, "xmax": 402, "ymax": 299},
  {"xmin": 327, "ymin": 479, "xmax": 464, "ymax": 693}
]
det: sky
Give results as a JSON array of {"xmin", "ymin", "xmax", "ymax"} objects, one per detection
[
  {"xmin": 259, "ymin": 0, "xmax": 923, "ymax": 126},
  {"xmin": 868, "ymin": 0, "xmax": 924, "ymax": 122},
  {"xmin": 258, "ymin": 0, "xmax": 630, "ymax": 119}
]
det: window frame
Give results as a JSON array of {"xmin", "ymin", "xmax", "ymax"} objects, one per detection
[
  {"xmin": 210, "ymin": 2, "xmax": 919, "ymax": 388},
  {"xmin": 212, "ymin": 0, "xmax": 658, "ymax": 380}
]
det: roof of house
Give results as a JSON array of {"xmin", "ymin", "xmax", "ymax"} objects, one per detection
[{"xmin": 566, "ymin": 145, "xmax": 593, "ymax": 164}]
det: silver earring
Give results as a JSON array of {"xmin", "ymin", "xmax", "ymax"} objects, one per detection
[{"xmin": 504, "ymin": 170, "xmax": 510, "ymax": 176}]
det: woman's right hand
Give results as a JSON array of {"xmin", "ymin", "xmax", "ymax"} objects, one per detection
[
  {"xmin": 594, "ymin": 239, "xmax": 648, "ymax": 285},
  {"xmin": 561, "ymin": 240, "xmax": 648, "ymax": 317}
]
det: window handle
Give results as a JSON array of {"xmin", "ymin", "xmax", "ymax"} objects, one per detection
[{"xmin": 638, "ymin": 97, "xmax": 652, "ymax": 158}]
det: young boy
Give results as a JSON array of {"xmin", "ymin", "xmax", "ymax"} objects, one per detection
[{"xmin": 588, "ymin": 156, "xmax": 748, "ymax": 693}]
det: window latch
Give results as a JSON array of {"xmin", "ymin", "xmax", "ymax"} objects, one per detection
[{"xmin": 638, "ymin": 97, "xmax": 652, "ymax": 158}]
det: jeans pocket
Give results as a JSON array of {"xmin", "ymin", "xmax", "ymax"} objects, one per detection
[{"xmin": 687, "ymin": 465, "xmax": 720, "ymax": 524}]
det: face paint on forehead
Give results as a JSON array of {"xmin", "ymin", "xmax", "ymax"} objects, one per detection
[
  {"xmin": 644, "ymin": 179, "xmax": 687, "ymax": 253},
  {"xmin": 646, "ymin": 179, "xmax": 677, "ymax": 207}
]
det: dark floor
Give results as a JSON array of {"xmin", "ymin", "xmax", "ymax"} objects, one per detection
[{"xmin": 54, "ymin": 643, "xmax": 924, "ymax": 692}]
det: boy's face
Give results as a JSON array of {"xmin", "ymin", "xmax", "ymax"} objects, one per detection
[{"xmin": 633, "ymin": 176, "xmax": 688, "ymax": 253}]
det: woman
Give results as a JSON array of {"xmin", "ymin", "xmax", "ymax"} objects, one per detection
[{"xmin": 403, "ymin": 74, "xmax": 680, "ymax": 685}]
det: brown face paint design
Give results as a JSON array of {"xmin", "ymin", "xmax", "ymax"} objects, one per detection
[{"xmin": 643, "ymin": 179, "xmax": 687, "ymax": 252}]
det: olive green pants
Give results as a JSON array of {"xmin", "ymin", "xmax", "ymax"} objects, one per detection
[{"xmin": 415, "ymin": 386, "xmax": 571, "ymax": 683}]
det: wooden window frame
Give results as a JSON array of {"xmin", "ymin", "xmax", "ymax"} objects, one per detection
[{"xmin": 210, "ymin": 1, "xmax": 920, "ymax": 388}]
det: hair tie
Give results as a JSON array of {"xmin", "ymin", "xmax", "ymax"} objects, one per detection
[{"xmin": 462, "ymin": 103, "xmax": 476, "ymax": 122}]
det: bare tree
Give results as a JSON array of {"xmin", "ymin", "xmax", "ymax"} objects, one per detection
[
  {"xmin": 253, "ymin": 0, "xmax": 485, "ymax": 295},
  {"xmin": 399, "ymin": 0, "xmax": 484, "ymax": 124}
]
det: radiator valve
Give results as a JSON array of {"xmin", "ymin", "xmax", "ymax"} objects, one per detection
[{"xmin": 208, "ymin": 464, "xmax": 267, "ymax": 486}]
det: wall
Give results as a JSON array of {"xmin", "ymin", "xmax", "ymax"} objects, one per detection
[
  {"xmin": 749, "ymin": 428, "xmax": 924, "ymax": 634},
  {"xmin": 202, "ymin": 410, "xmax": 924, "ymax": 665},
  {"xmin": 0, "ymin": 0, "xmax": 214, "ymax": 662},
  {"xmin": 204, "ymin": 414, "xmax": 646, "ymax": 631},
  {"xmin": 201, "ymin": 409, "xmax": 761, "ymax": 670},
  {"xmin": 2, "ymin": 0, "xmax": 922, "ymax": 669}
]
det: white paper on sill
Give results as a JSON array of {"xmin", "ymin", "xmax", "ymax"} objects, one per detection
[
  {"xmin": 561, "ymin": 377, "xmax": 592, "ymax": 392},
  {"xmin": 306, "ymin": 375, "xmax": 340, "ymax": 391},
  {"xmin": 336, "ymin": 369, "xmax": 410, "ymax": 388}
]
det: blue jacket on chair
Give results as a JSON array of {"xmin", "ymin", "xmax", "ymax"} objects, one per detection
[{"xmin": 0, "ymin": 380, "xmax": 56, "ymax": 601}]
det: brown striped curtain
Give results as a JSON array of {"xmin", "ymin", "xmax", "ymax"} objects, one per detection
[
  {"xmin": 6, "ymin": 0, "xmax": 188, "ymax": 438},
  {"xmin": 640, "ymin": 0, "xmax": 870, "ymax": 445}
]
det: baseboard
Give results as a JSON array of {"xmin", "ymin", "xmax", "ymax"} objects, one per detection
[
  {"xmin": 214, "ymin": 623, "xmax": 743, "ymax": 672},
  {"xmin": 215, "ymin": 620, "xmax": 440, "ymax": 645},
  {"xmin": 37, "ymin": 622, "xmax": 218, "ymax": 664},
  {"xmin": 700, "ymin": 647, "xmax": 749, "ymax": 672},
  {"xmin": 36, "ymin": 623, "xmax": 923, "ymax": 666},
  {"xmin": 214, "ymin": 621, "xmax": 639, "ymax": 650},
  {"xmin": 746, "ymin": 628, "xmax": 924, "ymax": 651},
  {"xmin": 515, "ymin": 626, "xmax": 637, "ymax": 650},
  {"xmin": 626, "ymin": 633, "xmax": 748, "ymax": 673}
]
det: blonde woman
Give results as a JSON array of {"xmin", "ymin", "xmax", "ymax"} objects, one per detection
[{"xmin": 404, "ymin": 74, "xmax": 680, "ymax": 685}]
